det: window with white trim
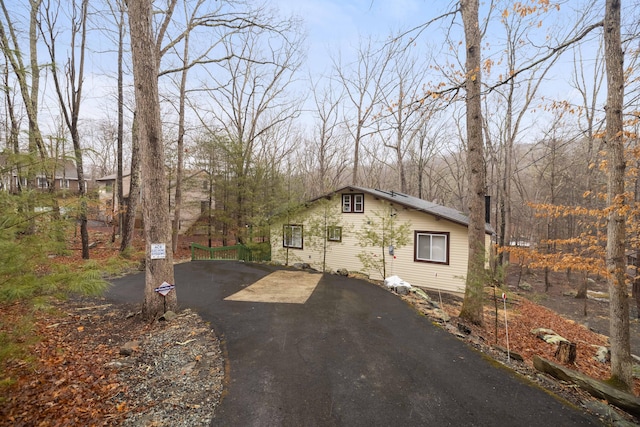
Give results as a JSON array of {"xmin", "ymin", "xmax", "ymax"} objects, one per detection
[
  {"xmin": 36, "ymin": 177, "xmax": 48, "ymax": 189},
  {"xmin": 415, "ymin": 231, "xmax": 449, "ymax": 264},
  {"xmin": 14, "ymin": 177, "xmax": 27, "ymax": 188},
  {"xmin": 327, "ymin": 226, "xmax": 342, "ymax": 242},
  {"xmin": 342, "ymin": 193, "xmax": 364, "ymax": 213},
  {"xmin": 59, "ymin": 179, "xmax": 70, "ymax": 189},
  {"xmin": 283, "ymin": 224, "xmax": 303, "ymax": 249}
]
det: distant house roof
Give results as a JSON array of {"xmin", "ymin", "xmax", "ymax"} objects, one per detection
[
  {"xmin": 96, "ymin": 169, "xmax": 207, "ymax": 185},
  {"xmin": 316, "ymin": 186, "xmax": 494, "ymax": 234},
  {"xmin": 0, "ymin": 154, "xmax": 79, "ymax": 180},
  {"xmin": 96, "ymin": 171, "xmax": 131, "ymax": 181},
  {"xmin": 56, "ymin": 160, "xmax": 79, "ymax": 180}
]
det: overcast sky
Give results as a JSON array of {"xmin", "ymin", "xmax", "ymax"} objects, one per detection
[{"xmin": 271, "ymin": 0, "xmax": 449, "ymax": 75}]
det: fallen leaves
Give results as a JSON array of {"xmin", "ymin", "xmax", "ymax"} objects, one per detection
[
  {"xmin": 1, "ymin": 296, "xmax": 225, "ymax": 427},
  {"xmin": 414, "ymin": 291, "xmax": 640, "ymax": 397},
  {"xmin": 0, "ymin": 224, "xmax": 215, "ymax": 426},
  {"xmin": 0, "ymin": 299, "xmax": 131, "ymax": 426}
]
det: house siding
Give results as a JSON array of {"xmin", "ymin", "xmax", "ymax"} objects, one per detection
[
  {"xmin": 270, "ymin": 191, "xmax": 493, "ymax": 294},
  {"xmin": 95, "ymin": 170, "xmax": 210, "ymax": 234}
]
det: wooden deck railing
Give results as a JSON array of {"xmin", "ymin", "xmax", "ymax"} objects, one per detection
[{"xmin": 190, "ymin": 243, "xmax": 270, "ymax": 262}]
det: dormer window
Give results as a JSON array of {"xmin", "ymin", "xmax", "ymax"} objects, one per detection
[{"xmin": 342, "ymin": 194, "xmax": 364, "ymax": 213}]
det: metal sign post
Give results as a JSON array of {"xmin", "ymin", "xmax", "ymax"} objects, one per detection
[{"xmin": 502, "ymin": 292, "xmax": 510, "ymax": 363}]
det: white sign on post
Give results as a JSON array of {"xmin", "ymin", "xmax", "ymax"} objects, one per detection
[
  {"xmin": 154, "ymin": 281, "xmax": 175, "ymax": 296},
  {"xmin": 150, "ymin": 243, "xmax": 166, "ymax": 260}
]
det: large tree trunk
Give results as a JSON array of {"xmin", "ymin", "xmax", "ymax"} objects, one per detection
[
  {"xmin": 128, "ymin": 0, "xmax": 177, "ymax": 319},
  {"xmin": 604, "ymin": 0, "xmax": 632, "ymax": 391},
  {"xmin": 459, "ymin": 0, "xmax": 486, "ymax": 326}
]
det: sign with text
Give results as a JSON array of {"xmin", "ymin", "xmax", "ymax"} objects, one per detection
[{"xmin": 150, "ymin": 243, "xmax": 166, "ymax": 260}]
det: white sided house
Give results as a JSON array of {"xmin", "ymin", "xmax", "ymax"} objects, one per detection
[{"xmin": 270, "ymin": 186, "xmax": 494, "ymax": 294}]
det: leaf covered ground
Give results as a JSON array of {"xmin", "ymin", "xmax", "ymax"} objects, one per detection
[
  {"xmin": 419, "ymin": 291, "xmax": 635, "ymax": 392},
  {"xmin": 0, "ymin": 296, "xmax": 224, "ymax": 427},
  {"xmin": 1, "ymin": 298, "xmax": 132, "ymax": 426}
]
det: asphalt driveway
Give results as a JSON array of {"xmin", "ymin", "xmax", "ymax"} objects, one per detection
[{"xmin": 107, "ymin": 261, "xmax": 599, "ymax": 426}]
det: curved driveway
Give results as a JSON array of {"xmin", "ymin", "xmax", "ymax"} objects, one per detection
[{"xmin": 107, "ymin": 261, "xmax": 599, "ymax": 426}]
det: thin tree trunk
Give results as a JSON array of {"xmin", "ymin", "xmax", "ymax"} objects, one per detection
[
  {"xmin": 604, "ymin": 0, "xmax": 632, "ymax": 391},
  {"xmin": 120, "ymin": 113, "xmax": 141, "ymax": 252},
  {"xmin": 73, "ymin": 0, "xmax": 89, "ymax": 259},
  {"xmin": 41, "ymin": 0, "xmax": 90, "ymax": 258},
  {"xmin": 171, "ymin": 30, "xmax": 190, "ymax": 254},
  {"xmin": 73, "ymin": 129, "xmax": 89, "ymax": 259},
  {"xmin": 116, "ymin": 1, "xmax": 125, "ymax": 242},
  {"xmin": 633, "ymin": 272, "xmax": 640, "ymax": 319},
  {"xmin": 575, "ymin": 271, "xmax": 588, "ymax": 299},
  {"xmin": 207, "ymin": 171, "xmax": 213, "ymax": 247}
]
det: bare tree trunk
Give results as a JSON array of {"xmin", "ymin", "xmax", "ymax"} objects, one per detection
[
  {"xmin": 207, "ymin": 171, "xmax": 213, "ymax": 248},
  {"xmin": 28, "ymin": 0, "xmax": 43, "ymax": 167},
  {"xmin": 459, "ymin": 0, "xmax": 486, "ymax": 326},
  {"xmin": 71, "ymin": 0, "xmax": 90, "ymax": 260},
  {"xmin": 120, "ymin": 113, "xmax": 140, "ymax": 252},
  {"xmin": 0, "ymin": 0, "xmax": 47, "ymax": 233},
  {"xmin": 544, "ymin": 266, "xmax": 550, "ymax": 292},
  {"xmin": 116, "ymin": 0, "xmax": 125, "ymax": 242},
  {"xmin": 604, "ymin": 0, "xmax": 632, "ymax": 391},
  {"xmin": 40, "ymin": 0, "xmax": 90, "ymax": 258},
  {"xmin": 128, "ymin": 0, "xmax": 176, "ymax": 319},
  {"xmin": 575, "ymin": 271, "xmax": 588, "ymax": 299},
  {"xmin": 633, "ymin": 272, "xmax": 640, "ymax": 319},
  {"xmin": 171, "ymin": 30, "xmax": 190, "ymax": 254},
  {"xmin": 3, "ymin": 64, "xmax": 20, "ymax": 182}
]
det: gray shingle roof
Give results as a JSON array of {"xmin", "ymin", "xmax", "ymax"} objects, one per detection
[
  {"xmin": 328, "ymin": 186, "xmax": 494, "ymax": 234},
  {"xmin": 0, "ymin": 155, "xmax": 80, "ymax": 180},
  {"xmin": 96, "ymin": 171, "xmax": 131, "ymax": 181}
]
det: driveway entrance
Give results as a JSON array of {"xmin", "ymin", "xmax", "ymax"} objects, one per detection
[{"xmin": 107, "ymin": 261, "xmax": 598, "ymax": 426}]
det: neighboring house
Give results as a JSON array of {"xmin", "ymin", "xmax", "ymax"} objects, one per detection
[
  {"xmin": 270, "ymin": 186, "xmax": 494, "ymax": 294},
  {"xmin": 0, "ymin": 156, "xmax": 81, "ymax": 193},
  {"xmin": 168, "ymin": 170, "xmax": 213, "ymax": 234},
  {"xmin": 95, "ymin": 169, "xmax": 211, "ymax": 234},
  {"xmin": 95, "ymin": 171, "xmax": 132, "ymax": 223}
]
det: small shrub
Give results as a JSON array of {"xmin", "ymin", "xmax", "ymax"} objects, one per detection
[{"xmin": 245, "ymin": 242, "xmax": 271, "ymax": 262}]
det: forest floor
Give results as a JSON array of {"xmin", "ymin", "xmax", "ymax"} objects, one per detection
[
  {"xmin": 2, "ymin": 224, "xmax": 640, "ymax": 425},
  {"xmin": 509, "ymin": 266, "xmax": 640, "ymax": 356}
]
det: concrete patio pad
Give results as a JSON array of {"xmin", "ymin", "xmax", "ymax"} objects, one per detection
[{"xmin": 224, "ymin": 270, "xmax": 321, "ymax": 304}]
